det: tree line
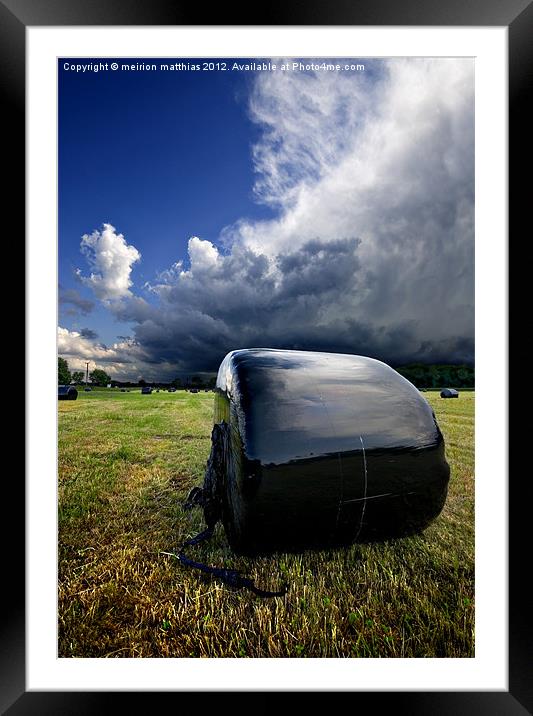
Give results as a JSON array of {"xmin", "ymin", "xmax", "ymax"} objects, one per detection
[
  {"xmin": 59, "ymin": 357, "xmax": 474, "ymax": 391},
  {"xmin": 394, "ymin": 363, "xmax": 474, "ymax": 389},
  {"xmin": 58, "ymin": 358, "xmax": 216, "ymax": 389},
  {"xmin": 58, "ymin": 357, "xmax": 111, "ymax": 386}
]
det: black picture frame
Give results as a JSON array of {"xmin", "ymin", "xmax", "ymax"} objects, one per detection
[{"xmin": 9, "ymin": 0, "xmax": 528, "ymax": 712}]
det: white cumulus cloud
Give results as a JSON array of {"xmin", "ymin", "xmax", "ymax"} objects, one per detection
[
  {"xmin": 77, "ymin": 223, "xmax": 141, "ymax": 301},
  {"xmin": 186, "ymin": 237, "xmax": 220, "ymax": 273},
  {"xmin": 57, "ymin": 326, "xmax": 171, "ymax": 381}
]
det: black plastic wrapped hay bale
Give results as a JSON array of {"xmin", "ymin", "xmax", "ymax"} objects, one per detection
[
  {"xmin": 200, "ymin": 348, "xmax": 450, "ymax": 555},
  {"xmin": 440, "ymin": 388, "xmax": 459, "ymax": 398},
  {"xmin": 58, "ymin": 385, "xmax": 78, "ymax": 401}
]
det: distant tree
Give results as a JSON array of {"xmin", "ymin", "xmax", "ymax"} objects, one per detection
[
  {"xmin": 396, "ymin": 363, "xmax": 474, "ymax": 389},
  {"xmin": 429, "ymin": 365, "xmax": 441, "ymax": 388},
  {"xmin": 71, "ymin": 371, "xmax": 84, "ymax": 384},
  {"xmin": 138, "ymin": 378, "xmax": 147, "ymax": 387},
  {"xmin": 457, "ymin": 365, "xmax": 474, "ymax": 387},
  {"xmin": 207, "ymin": 376, "xmax": 216, "ymax": 389},
  {"xmin": 191, "ymin": 375, "xmax": 204, "ymax": 388},
  {"xmin": 58, "ymin": 357, "xmax": 71, "ymax": 385},
  {"xmin": 89, "ymin": 368, "xmax": 111, "ymax": 386},
  {"xmin": 171, "ymin": 377, "xmax": 183, "ymax": 389}
]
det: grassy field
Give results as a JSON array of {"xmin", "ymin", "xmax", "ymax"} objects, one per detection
[{"xmin": 58, "ymin": 388, "xmax": 474, "ymax": 658}]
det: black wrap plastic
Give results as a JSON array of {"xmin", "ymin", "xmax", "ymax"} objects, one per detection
[
  {"xmin": 440, "ymin": 388, "xmax": 459, "ymax": 398},
  {"xmin": 58, "ymin": 385, "xmax": 78, "ymax": 401},
  {"xmin": 208, "ymin": 349, "xmax": 450, "ymax": 554}
]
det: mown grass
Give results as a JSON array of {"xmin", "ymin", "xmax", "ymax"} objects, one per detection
[{"xmin": 58, "ymin": 389, "xmax": 474, "ymax": 658}]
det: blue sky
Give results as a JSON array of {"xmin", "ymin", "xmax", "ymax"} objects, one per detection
[
  {"xmin": 58, "ymin": 58, "xmax": 474, "ymax": 381},
  {"xmin": 59, "ymin": 59, "xmax": 275, "ymax": 346}
]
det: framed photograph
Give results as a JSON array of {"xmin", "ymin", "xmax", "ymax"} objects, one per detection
[{"xmin": 9, "ymin": 0, "xmax": 526, "ymax": 710}]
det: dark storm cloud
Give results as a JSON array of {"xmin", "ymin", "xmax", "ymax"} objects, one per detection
[
  {"xmin": 59, "ymin": 287, "xmax": 94, "ymax": 316},
  {"xmin": 110, "ymin": 235, "xmax": 472, "ymax": 375},
  {"xmin": 80, "ymin": 327, "xmax": 98, "ymax": 340}
]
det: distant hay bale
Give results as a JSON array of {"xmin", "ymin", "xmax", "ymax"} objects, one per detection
[
  {"xmin": 58, "ymin": 385, "xmax": 78, "ymax": 401},
  {"xmin": 440, "ymin": 388, "xmax": 459, "ymax": 398}
]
